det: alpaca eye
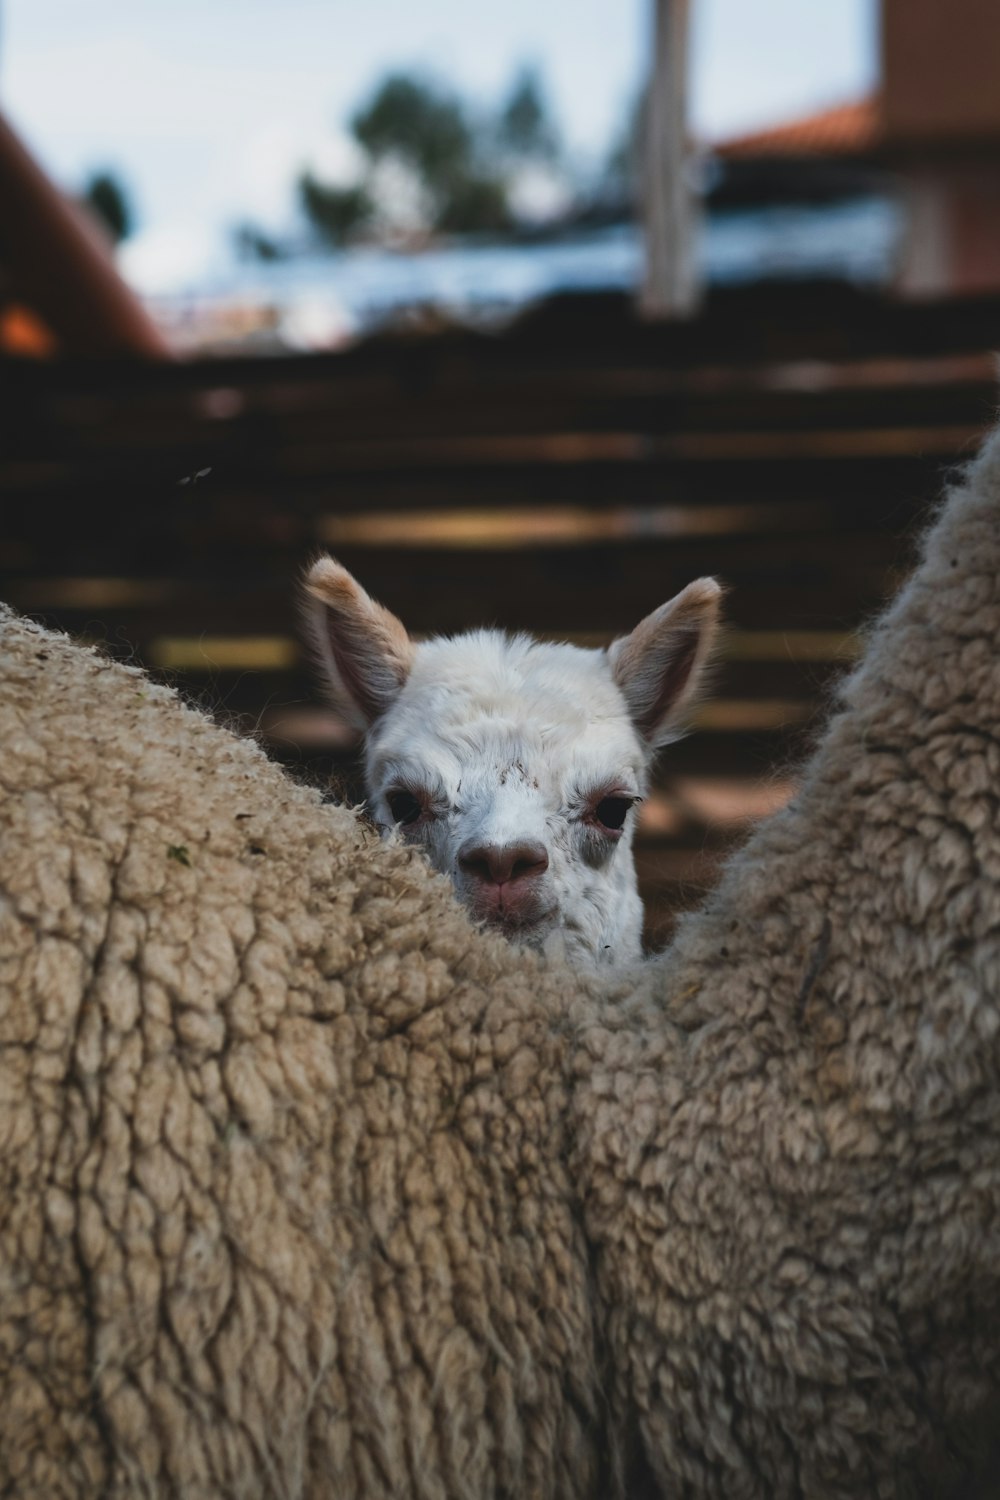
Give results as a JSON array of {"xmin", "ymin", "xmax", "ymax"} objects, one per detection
[
  {"xmin": 387, "ymin": 789, "xmax": 423, "ymax": 826},
  {"xmin": 594, "ymin": 796, "xmax": 633, "ymax": 832}
]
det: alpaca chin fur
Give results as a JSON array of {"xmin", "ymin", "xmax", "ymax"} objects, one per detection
[{"xmin": 3, "ymin": 424, "xmax": 1000, "ymax": 1495}]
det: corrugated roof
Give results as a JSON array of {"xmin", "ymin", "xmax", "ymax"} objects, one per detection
[{"xmin": 715, "ymin": 97, "xmax": 881, "ymax": 159}]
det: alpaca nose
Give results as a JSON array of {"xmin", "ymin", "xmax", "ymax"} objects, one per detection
[{"xmin": 458, "ymin": 840, "xmax": 549, "ymax": 887}]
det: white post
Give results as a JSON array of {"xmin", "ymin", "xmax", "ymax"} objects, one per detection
[{"xmin": 641, "ymin": 0, "xmax": 701, "ymax": 318}]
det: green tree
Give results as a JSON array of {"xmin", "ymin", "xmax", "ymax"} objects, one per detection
[
  {"xmin": 83, "ymin": 169, "xmax": 132, "ymax": 243},
  {"xmin": 351, "ymin": 73, "xmax": 473, "ymax": 187},
  {"xmin": 298, "ymin": 65, "xmax": 576, "ymax": 245},
  {"xmin": 299, "ymin": 173, "xmax": 372, "ymax": 246},
  {"xmin": 349, "ymin": 72, "xmax": 514, "ymax": 235},
  {"xmin": 436, "ymin": 172, "xmax": 511, "ymax": 235},
  {"xmin": 497, "ymin": 65, "xmax": 559, "ymax": 163}
]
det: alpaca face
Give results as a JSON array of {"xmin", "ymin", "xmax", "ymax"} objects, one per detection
[
  {"xmin": 304, "ymin": 559, "xmax": 721, "ymax": 966},
  {"xmin": 362, "ymin": 632, "xmax": 650, "ymax": 963}
]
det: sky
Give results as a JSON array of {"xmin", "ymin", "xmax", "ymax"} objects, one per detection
[{"xmin": 2, "ymin": 0, "xmax": 878, "ymax": 290}]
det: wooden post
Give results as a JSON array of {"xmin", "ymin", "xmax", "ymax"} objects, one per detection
[{"xmin": 641, "ymin": 0, "xmax": 700, "ymax": 318}]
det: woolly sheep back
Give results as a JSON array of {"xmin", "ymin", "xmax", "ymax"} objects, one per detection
[
  {"xmin": 0, "ymin": 616, "xmax": 608, "ymax": 1498},
  {"xmin": 569, "ymin": 425, "xmax": 1000, "ymax": 1496}
]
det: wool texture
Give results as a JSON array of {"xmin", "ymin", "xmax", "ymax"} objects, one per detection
[
  {"xmin": 570, "ymin": 426, "xmax": 1000, "ymax": 1497},
  {"xmin": 2, "ymin": 423, "xmax": 1000, "ymax": 1498},
  {"xmin": 0, "ymin": 622, "xmax": 606, "ymax": 1497}
]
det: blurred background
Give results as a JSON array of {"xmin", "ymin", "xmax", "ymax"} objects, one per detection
[{"xmin": 2, "ymin": 0, "xmax": 998, "ymax": 944}]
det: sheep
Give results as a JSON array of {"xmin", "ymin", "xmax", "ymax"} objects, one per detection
[
  {"xmin": 568, "ymin": 425, "xmax": 1000, "ymax": 1496},
  {"xmin": 1, "ymin": 602, "xmax": 610, "ymax": 1498},
  {"xmin": 303, "ymin": 556, "xmax": 721, "ymax": 965},
  {"xmin": 2, "ymin": 418, "xmax": 1000, "ymax": 1497}
]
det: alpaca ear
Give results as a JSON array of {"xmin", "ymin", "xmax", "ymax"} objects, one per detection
[
  {"xmin": 303, "ymin": 556, "xmax": 414, "ymax": 732},
  {"xmin": 608, "ymin": 577, "xmax": 722, "ymax": 748}
]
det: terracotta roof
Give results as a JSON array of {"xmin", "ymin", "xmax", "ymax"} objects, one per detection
[{"xmin": 715, "ymin": 96, "xmax": 882, "ymax": 159}]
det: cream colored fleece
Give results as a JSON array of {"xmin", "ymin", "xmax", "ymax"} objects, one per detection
[
  {"xmin": 0, "ymin": 618, "xmax": 607, "ymax": 1498},
  {"xmin": 2, "ymin": 422, "xmax": 1000, "ymax": 1498},
  {"xmin": 571, "ymin": 425, "xmax": 1000, "ymax": 1496}
]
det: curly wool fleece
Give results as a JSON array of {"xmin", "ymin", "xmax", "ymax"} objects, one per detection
[
  {"xmin": 0, "ymin": 617, "xmax": 609, "ymax": 1497},
  {"xmin": 3, "ymin": 426, "xmax": 1000, "ymax": 1497}
]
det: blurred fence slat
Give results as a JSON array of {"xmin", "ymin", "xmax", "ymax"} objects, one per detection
[{"xmin": 3, "ymin": 283, "xmax": 997, "ymax": 942}]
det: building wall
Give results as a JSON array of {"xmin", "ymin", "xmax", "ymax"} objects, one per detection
[
  {"xmin": 883, "ymin": 0, "xmax": 1000, "ymax": 144},
  {"xmin": 895, "ymin": 161, "xmax": 1000, "ymax": 297}
]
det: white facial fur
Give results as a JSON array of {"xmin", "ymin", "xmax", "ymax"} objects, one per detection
[{"xmin": 304, "ymin": 559, "xmax": 721, "ymax": 967}]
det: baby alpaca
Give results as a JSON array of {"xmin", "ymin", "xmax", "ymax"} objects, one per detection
[{"xmin": 304, "ymin": 558, "xmax": 720, "ymax": 965}]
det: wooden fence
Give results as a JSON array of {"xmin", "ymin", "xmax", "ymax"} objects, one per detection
[{"xmin": 3, "ymin": 283, "xmax": 997, "ymax": 944}]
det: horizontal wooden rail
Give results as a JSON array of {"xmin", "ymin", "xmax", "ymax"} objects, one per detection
[{"xmin": 4, "ymin": 289, "xmax": 997, "ymax": 944}]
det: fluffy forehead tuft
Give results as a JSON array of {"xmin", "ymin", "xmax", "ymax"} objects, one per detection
[{"xmin": 368, "ymin": 629, "xmax": 646, "ymax": 778}]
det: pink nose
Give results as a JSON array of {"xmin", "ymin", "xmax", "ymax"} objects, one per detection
[{"xmin": 458, "ymin": 841, "xmax": 549, "ymax": 887}]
